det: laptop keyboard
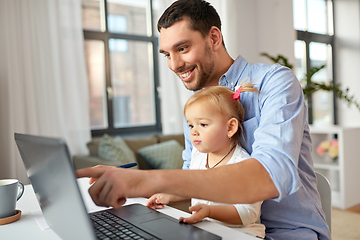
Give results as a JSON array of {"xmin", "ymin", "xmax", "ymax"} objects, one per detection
[{"xmin": 90, "ymin": 211, "xmax": 158, "ymax": 240}]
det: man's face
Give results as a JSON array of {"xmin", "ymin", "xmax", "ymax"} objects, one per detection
[{"xmin": 159, "ymin": 19, "xmax": 216, "ymax": 91}]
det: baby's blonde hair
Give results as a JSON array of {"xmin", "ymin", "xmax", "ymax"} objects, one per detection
[{"xmin": 184, "ymin": 80, "xmax": 259, "ymax": 145}]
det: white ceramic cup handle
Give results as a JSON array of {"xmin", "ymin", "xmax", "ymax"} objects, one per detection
[{"xmin": 17, "ymin": 182, "xmax": 24, "ymax": 201}]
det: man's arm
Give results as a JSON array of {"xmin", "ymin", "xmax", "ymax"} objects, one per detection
[{"xmin": 76, "ymin": 158, "xmax": 278, "ymax": 209}]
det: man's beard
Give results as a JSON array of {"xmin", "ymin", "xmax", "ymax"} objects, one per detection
[
  {"xmin": 183, "ymin": 62, "xmax": 214, "ymax": 91},
  {"xmin": 180, "ymin": 44, "xmax": 215, "ymax": 91}
]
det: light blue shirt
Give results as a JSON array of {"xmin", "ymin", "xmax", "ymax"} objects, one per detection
[{"xmin": 182, "ymin": 56, "xmax": 331, "ymax": 240}]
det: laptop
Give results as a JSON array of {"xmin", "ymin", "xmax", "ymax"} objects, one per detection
[{"xmin": 14, "ymin": 133, "xmax": 222, "ymax": 240}]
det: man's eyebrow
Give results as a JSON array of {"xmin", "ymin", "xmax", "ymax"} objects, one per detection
[{"xmin": 159, "ymin": 40, "xmax": 189, "ymax": 54}]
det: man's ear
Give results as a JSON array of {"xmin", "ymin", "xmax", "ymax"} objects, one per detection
[
  {"xmin": 227, "ymin": 118, "xmax": 239, "ymax": 139},
  {"xmin": 208, "ymin": 26, "xmax": 223, "ymax": 51}
]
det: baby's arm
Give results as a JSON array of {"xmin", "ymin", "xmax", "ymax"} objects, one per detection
[
  {"xmin": 146, "ymin": 193, "xmax": 188, "ymax": 210},
  {"xmin": 179, "ymin": 201, "xmax": 262, "ymax": 225},
  {"xmin": 179, "ymin": 204, "xmax": 242, "ymax": 224}
]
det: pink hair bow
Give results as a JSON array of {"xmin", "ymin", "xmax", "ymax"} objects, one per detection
[{"xmin": 233, "ymin": 86, "xmax": 242, "ymax": 100}]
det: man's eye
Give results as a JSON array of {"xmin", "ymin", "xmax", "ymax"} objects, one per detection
[{"xmin": 179, "ymin": 47, "xmax": 187, "ymax": 52}]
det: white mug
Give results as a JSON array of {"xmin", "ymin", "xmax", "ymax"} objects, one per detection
[{"xmin": 0, "ymin": 179, "xmax": 24, "ymax": 219}]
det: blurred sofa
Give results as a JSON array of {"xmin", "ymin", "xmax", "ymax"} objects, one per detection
[
  {"xmin": 73, "ymin": 133, "xmax": 185, "ymax": 170},
  {"xmin": 72, "ymin": 133, "xmax": 190, "ymax": 213}
]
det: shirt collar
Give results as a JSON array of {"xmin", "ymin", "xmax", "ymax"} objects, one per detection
[{"xmin": 219, "ymin": 55, "xmax": 248, "ymax": 91}]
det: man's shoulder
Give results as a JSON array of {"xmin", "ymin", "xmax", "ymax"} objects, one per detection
[
  {"xmin": 228, "ymin": 55, "xmax": 299, "ymax": 95},
  {"xmin": 244, "ymin": 62, "xmax": 298, "ymax": 93},
  {"xmin": 230, "ymin": 55, "xmax": 294, "ymax": 83},
  {"xmin": 247, "ymin": 62, "xmax": 293, "ymax": 79}
]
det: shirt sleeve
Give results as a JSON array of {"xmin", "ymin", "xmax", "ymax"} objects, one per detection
[
  {"xmin": 182, "ymin": 117, "xmax": 192, "ymax": 170},
  {"xmin": 251, "ymin": 65, "xmax": 305, "ymax": 201},
  {"xmin": 234, "ymin": 201, "xmax": 263, "ymax": 226}
]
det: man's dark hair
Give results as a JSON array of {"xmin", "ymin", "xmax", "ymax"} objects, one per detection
[{"xmin": 157, "ymin": 0, "xmax": 225, "ymax": 47}]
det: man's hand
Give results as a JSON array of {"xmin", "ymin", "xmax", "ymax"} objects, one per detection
[
  {"xmin": 179, "ymin": 203, "xmax": 210, "ymax": 224},
  {"xmin": 76, "ymin": 165, "xmax": 145, "ymax": 209}
]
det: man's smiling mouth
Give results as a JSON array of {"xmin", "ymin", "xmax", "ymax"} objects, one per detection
[{"xmin": 179, "ymin": 68, "xmax": 195, "ymax": 81}]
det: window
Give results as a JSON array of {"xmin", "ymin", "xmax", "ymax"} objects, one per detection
[
  {"xmin": 293, "ymin": 0, "xmax": 335, "ymax": 125},
  {"xmin": 82, "ymin": 0, "xmax": 161, "ymax": 137}
]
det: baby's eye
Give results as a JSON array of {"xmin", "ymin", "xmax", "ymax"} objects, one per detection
[
  {"xmin": 188, "ymin": 124, "xmax": 194, "ymax": 128},
  {"xmin": 200, "ymin": 123, "xmax": 208, "ymax": 127}
]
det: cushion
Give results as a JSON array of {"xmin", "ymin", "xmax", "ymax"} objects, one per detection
[
  {"xmin": 137, "ymin": 140, "xmax": 184, "ymax": 169},
  {"xmin": 123, "ymin": 136, "xmax": 158, "ymax": 170},
  {"xmin": 86, "ymin": 139, "xmax": 101, "ymax": 156},
  {"xmin": 98, "ymin": 134, "xmax": 138, "ymax": 169},
  {"xmin": 156, "ymin": 133, "xmax": 185, "ymax": 148},
  {"xmin": 123, "ymin": 135, "xmax": 158, "ymax": 154}
]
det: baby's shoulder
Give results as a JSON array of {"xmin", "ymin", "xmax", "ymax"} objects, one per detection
[
  {"xmin": 190, "ymin": 148, "xmax": 207, "ymax": 169},
  {"xmin": 230, "ymin": 146, "xmax": 251, "ymax": 164}
]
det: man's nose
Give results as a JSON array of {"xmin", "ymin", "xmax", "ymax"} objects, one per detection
[{"xmin": 168, "ymin": 55, "xmax": 184, "ymax": 72}]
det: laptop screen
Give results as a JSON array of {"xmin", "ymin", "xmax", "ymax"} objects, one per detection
[{"xmin": 15, "ymin": 133, "xmax": 96, "ymax": 240}]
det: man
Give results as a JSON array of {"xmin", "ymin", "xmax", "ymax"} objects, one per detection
[{"xmin": 77, "ymin": 1, "xmax": 331, "ymax": 239}]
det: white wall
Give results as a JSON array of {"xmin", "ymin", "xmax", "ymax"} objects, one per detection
[
  {"xmin": 220, "ymin": 0, "xmax": 296, "ymax": 65},
  {"xmin": 334, "ymin": 0, "xmax": 360, "ymax": 126}
]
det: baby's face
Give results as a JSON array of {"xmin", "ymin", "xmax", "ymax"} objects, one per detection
[{"xmin": 185, "ymin": 101, "xmax": 229, "ymax": 154}]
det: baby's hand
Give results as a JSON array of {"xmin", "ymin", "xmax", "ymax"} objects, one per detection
[
  {"xmin": 179, "ymin": 203, "xmax": 210, "ymax": 224},
  {"xmin": 145, "ymin": 193, "xmax": 171, "ymax": 210}
]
